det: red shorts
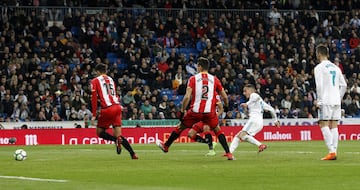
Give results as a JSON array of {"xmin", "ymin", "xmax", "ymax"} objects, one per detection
[
  {"xmin": 183, "ymin": 110, "xmax": 219, "ymax": 129},
  {"xmin": 193, "ymin": 121, "xmax": 217, "ymax": 133},
  {"xmin": 192, "ymin": 121, "xmax": 205, "ymax": 133},
  {"xmin": 97, "ymin": 105, "xmax": 122, "ymax": 129}
]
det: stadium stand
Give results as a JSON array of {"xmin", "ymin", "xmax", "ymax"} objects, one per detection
[{"xmin": 0, "ymin": 0, "xmax": 359, "ymax": 122}]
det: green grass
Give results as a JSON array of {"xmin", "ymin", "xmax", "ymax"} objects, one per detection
[{"xmin": 0, "ymin": 141, "xmax": 359, "ymax": 190}]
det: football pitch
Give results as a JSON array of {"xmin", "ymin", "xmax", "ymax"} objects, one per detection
[{"xmin": 0, "ymin": 141, "xmax": 359, "ymax": 190}]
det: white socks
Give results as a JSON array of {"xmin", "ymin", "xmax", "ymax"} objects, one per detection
[
  {"xmin": 230, "ymin": 134, "xmax": 262, "ymax": 153},
  {"xmin": 321, "ymin": 126, "xmax": 336, "ymax": 153},
  {"xmin": 243, "ymin": 135, "xmax": 262, "ymax": 147},
  {"xmin": 229, "ymin": 136, "xmax": 240, "ymax": 153},
  {"xmin": 331, "ymin": 128, "xmax": 339, "ymax": 153}
]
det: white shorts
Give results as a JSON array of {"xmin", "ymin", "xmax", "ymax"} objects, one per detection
[
  {"xmin": 241, "ymin": 119, "xmax": 263, "ymax": 136},
  {"xmin": 318, "ymin": 105, "xmax": 341, "ymax": 121}
]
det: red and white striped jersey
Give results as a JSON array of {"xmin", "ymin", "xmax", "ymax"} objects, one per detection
[
  {"xmin": 91, "ymin": 75, "xmax": 120, "ymax": 116},
  {"xmin": 188, "ymin": 72, "xmax": 224, "ymax": 113}
]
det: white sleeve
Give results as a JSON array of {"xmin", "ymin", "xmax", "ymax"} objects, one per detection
[
  {"xmin": 339, "ymin": 73, "xmax": 347, "ymax": 100},
  {"xmin": 263, "ymin": 102, "xmax": 278, "ymax": 122},
  {"xmin": 314, "ymin": 66, "xmax": 323, "ymax": 105},
  {"xmin": 246, "ymin": 93, "xmax": 260, "ymax": 105}
]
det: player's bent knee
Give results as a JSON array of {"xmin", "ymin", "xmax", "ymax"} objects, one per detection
[
  {"xmin": 203, "ymin": 125, "xmax": 211, "ymax": 132},
  {"xmin": 187, "ymin": 129, "xmax": 196, "ymax": 139},
  {"xmin": 238, "ymin": 131, "xmax": 248, "ymax": 141}
]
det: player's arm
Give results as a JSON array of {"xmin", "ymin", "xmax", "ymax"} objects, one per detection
[
  {"xmin": 339, "ymin": 72, "xmax": 347, "ymax": 100},
  {"xmin": 263, "ymin": 102, "xmax": 280, "ymax": 127},
  {"xmin": 219, "ymin": 89, "xmax": 229, "ymax": 108},
  {"xmin": 215, "ymin": 77, "xmax": 229, "ymax": 110},
  {"xmin": 314, "ymin": 66, "xmax": 323, "ymax": 106},
  {"xmin": 219, "ymin": 87, "xmax": 229, "ymax": 113},
  {"xmin": 181, "ymin": 86, "xmax": 192, "ymax": 113},
  {"xmin": 216, "ymin": 100, "xmax": 223, "ymax": 117},
  {"xmin": 181, "ymin": 76, "xmax": 194, "ymax": 113},
  {"xmin": 90, "ymin": 80, "xmax": 98, "ymax": 123},
  {"xmin": 241, "ymin": 93, "xmax": 260, "ymax": 108}
]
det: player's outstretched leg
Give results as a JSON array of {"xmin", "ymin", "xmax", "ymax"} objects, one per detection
[
  {"xmin": 217, "ymin": 133, "xmax": 234, "ymax": 160},
  {"xmin": 98, "ymin": 130, "xmax": 117, "ymax": 141},
  {"xmin": 258, "ymin": 144, "xmax": 267, "ymax": 153},
  {"xmin": 97, "ymin": 129, "xmax": 121, "ymax": 154},
  {"xmin": 121, "ymin": 136, "xmax": 138, "ymax": 159},
  {"xmin": 156, "ymin": 139, "xmax": 169, "ymax": 153},
  {"xmin": 238, "ymin": 131, "xmax": 266, "ymax": 153},
  {"xmin": 156, "ymin": 129, "xmax": 181, "ymax": 153},
  {"xmin": 213, "ymin": 127, "xmax": 234, "ymax": 160},
  {"xmin": 229, "ymin": 135, "xmax": 240, "ymax": 153},
  {"xmin": 245, "ymin": 135, "xmax": 267, "ymax": 153}
]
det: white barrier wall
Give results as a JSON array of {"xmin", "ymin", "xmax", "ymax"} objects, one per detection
[{"xmin": 1, "ymin": 118, "xmax": 360, "ymax": 129}]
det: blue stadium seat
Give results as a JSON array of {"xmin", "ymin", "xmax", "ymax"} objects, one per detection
[
  {"xmin": 165, "ymin": 48, "xmax": 172, "ymax": 54},
  {"xmin": 71, "ymin": 26, "xmax": 80, "ymax": 37},
  {"xmin": 69, "ymin": 63, "xmax": 76, "ymax": 70},
  {"xmin": 106, "ymin": 52, "xmax": 118, "ymax": 64},
  {"xmin": 117, "ymin": 64, "xmax": 128, "ymax": 70},
  {"xmin": 173, "ymin": 95, "xmax": 184, "ymax": 107},
  {"xmin": 116, "ymin": 58, "xmax": 128, "ymax": 70},
  {"xmin": 161, "ymin": 89, "xmax": 174, "ymax": 97},
  {"xmin": 178, "ymin": 48, "xmax": 199, "ymax": 60},
  {"xmin": 188, "ymin": 48, "xmax": 199, "ymax": 56},
  {"xmin": 179, "ymin": 48, "xmax": 189, "ymax": 54}
]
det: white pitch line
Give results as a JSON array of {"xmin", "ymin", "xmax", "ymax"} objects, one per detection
[{"xmin": 0, "ymin": 175, "xmax": 68, "ymax": 183}]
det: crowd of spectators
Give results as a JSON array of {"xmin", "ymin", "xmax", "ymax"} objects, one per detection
[
  {"xmin": 0, "ymin": 0, "xmax": 360, "ymax": 125},
  {"xmin": 4, "ymin": 0, "xmax": 360, "ymax": 11}
]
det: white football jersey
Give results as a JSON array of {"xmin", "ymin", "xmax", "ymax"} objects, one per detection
[
  {"xmin": 246, "ymin": 93, "xmax": 277, "ymax": 121},
  {"xmin": 314, "ymin": 60, "xmax": 347, "ymax": 106}
]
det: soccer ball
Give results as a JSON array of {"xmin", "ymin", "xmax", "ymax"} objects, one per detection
[{"xmin": 14, "ymin": 149, "xmax": 27, "ymax": 161}]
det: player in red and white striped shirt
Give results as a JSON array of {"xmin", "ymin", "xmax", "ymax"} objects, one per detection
[
  {"xmin": 91, "ymin": 63, "xmax": 137, "ymax": 159},
  {"xmin": 189, "ymin": 93, "xmax": 223, "ymax": 156},
  {"xmin": 156, "ymin": 57, "xmax": 234, "ymax": 160}
]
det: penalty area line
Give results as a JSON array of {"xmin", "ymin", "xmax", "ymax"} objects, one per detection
[{"xmin": 0, "ymin": 175, "xmax": 68, "ymax": 183}]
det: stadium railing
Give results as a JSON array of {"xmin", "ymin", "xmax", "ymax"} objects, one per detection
[{"xmin": 4, "ymin": 6, "xmax": 346, "ymax": 23}]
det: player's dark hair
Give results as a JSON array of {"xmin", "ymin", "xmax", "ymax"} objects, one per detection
[
  {"xmin": 197, "ymin": 57, "xmax": 210, "ymax": 71},
  {"xmin": 95, "ymin": 63, "xmax": 107, "ymax": 73},
  {"xmin": 245, "ymin": 84, "xmax": 255, "ymax": 89},
  {"xmin": 316, "ymin": 44, "xmax": 329, "ymax": 57}
]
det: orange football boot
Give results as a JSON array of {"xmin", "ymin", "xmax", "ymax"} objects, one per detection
[{"xmin": 321, "ymin": 152, "xmax": 337, "ymax": 160}]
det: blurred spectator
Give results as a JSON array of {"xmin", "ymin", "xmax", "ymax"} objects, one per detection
[
  {"xmin": 268, "ymin": 6, "xmax": 281, "ymax": 25},
  {"xmin": 123, "ymin": 90, "xmax": 136, "ymax": 105},
  {"xmin": 1, "ymin": 3, "xmax": 360, "ymax": 123},
  {"xmin": 281, "ymin": 95, "xmax": 292, "ymax": 110},
  {"xmin": 350, "ymin": 81, "xmax": 360, "ymax": 95},
  {"xmin": 51, "ymin": 107, "xmax": 62, "ymax": 121},
  {"xmin": 163, "ymin": 31, "xmax": 178, "ymax": 48},
  {"xmin": 185, "ymin": 58, "xmax": 196, "ymax": 77},
  {"xmin": 1, "ymin": 94, "xmax": 13, "ymax": 118},
  {"xmin": 140, "ymin": 100, "xmax": 152, "ymax": 115},
  {"xmin": 347, "ymin": 98, "xmax": 360, "ymax": 117},
  {"xmin": 159, "ymin": 111, "xmax": 166, "ymax": 120},
  {"xmin": 77, "ymin": 103, "xmax": 92, "ymax": 120}
]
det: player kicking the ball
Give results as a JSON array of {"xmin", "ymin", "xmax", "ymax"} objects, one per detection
[{"xmin": 229, "ymin": 84, "xmax": 280, "ymax": 159}]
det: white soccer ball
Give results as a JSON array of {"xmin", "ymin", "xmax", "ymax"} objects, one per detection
[{"xmin": 14, "ymin": 149, "xmax": 27, "ymax": 161}]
